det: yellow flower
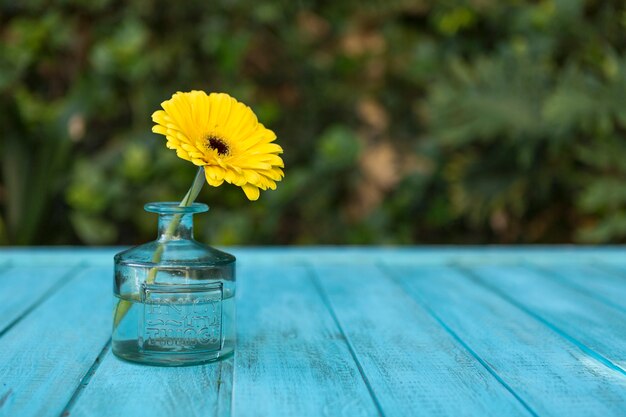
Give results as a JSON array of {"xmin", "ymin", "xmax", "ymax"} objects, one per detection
[{"xmin": 152, "ymin": 91, "xmax": 284, "ymax": 200}]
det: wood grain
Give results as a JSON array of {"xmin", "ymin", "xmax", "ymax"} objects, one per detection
[
  {"xmin": 69, "ymin": 353, "xmax": 233, "ymax": 417},
  {"xmin": 231, "ymin": 264, "xmax": 379, "ymax": 417},
  {"xmin": 311, "ymin": 264, "xmax": 533, "ymax": 417},
  {"xmin": 2, "ymin": 247, "xmax": 626, "ymax": 267},
  {"xmin": 0, "ymin": 265, "xmax": 80, "ymax": 334},
  {"xmin": 0, "ymin": 266, "xmax": 112, "ymax": 417},
  {"xmin": 468, "ymin": 264, "xmax": 626, "ymax": 372},
  {"xmin": 2, "ymin": 248, "xmax": 626, "ymax": 417},
  {"xmin": 389, "ymin": 264, "xmax": 626, "ymax": 417},
  {"xmin": 534, "ymin": 263, "xmax": 626, "ymax": 314}
]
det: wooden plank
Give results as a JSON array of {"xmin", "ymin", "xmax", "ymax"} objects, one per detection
[
  {"xmin": 0, "ymin": 266, "xmax": 112, "ymax": 417},
  {"xmin": 468, "ymin": 264, "xmax": 626, "ymax": 371},
  {"xmin": 231, "ymin": 264, "xmax": 380, "ymax": 417},
  {"xmin": 529, "ymin": 263, "xmax": 626, "ymax": 314},
  {"xmin": 69, "ymin": 353, "xmax": 233, "ymax": 417},
  {"xmin": 1, "ymin": 247, "xmax": 626, "ymax": 267},
  {"xmin": 0, "ymin": 265, "xmax": 80, "ymax": 334},
  {"xmin": 389, "ymin": 264, "xmax": 626, "ymax": 417},
  {"xmin": 597, "ymin": 258, "xmax": 626, "ymax": 270},
  {"xmin": 311, "ymin": 264, "xmax": 533, "ymax": 417},
  {"xmin": 0, "ymin": 249, "xmax": 97, "ymax": 267}
]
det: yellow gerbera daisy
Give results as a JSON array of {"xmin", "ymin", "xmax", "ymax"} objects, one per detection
[{"xmin": 151, "ymin": 91, "xmax": 284, "ymax": 200}]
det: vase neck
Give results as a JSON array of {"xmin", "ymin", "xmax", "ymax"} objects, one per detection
[
  {"xmin": 144, "ymin": 202, "xmax": 208, "ymax": 242},
  {"xmin": 158, "ymin": 213, "xmax": 194, "ymax": 241}
]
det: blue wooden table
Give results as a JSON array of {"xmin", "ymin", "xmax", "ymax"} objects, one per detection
[{"xmin": 1, "ymin": 247, "xmax": 626, "ymax": 417}]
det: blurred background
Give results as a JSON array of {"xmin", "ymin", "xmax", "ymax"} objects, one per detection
[{"xmin": 1, "ymin": 0, "xmax": 625, "ymax": 246}]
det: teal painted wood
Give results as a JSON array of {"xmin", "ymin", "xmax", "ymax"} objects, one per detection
[
  {"xmin": 544, "ymin": 263, "xmax": 626, "ymax": 312},
  {"xmin": 69, "ymin": 354, "xmax": 233, "ymax": 417},
  {"xmin": 552, "ymin": 264, "xmax": 626, "ymax": 312},
  {"xmin": 468, "ymin": 264, "xmax": 626, "ymax": 372},
  {"xmin": 0, "ymin": 266, "xmax": 112, "ymax": 417},
  {"xmin": 388, "ymin": 264, "xmax": 626, "ymax": 417},
  {"xmin": 231, "ymin": 264, "xmax": 380, "ymax": 417},
  {"xmin": 597, "ymin": 259, "xmax": 626, "ymax": 270},
  {"xmin": 0, "ymin": 248, "xmax": 96, "ymax": 266},
  {"xmin": 0, "ymin": 265, "xmax": 80, "ymax": 334},
  {"xmin": 311, "ymin": 264, "xmax": 533, "ymax": 417},
  {"xmin": 2, "ymin": 246, "xmax": 626, "ymax": 267},
  {"xmin": 2, "ymin": 248, "xmax": 626, "ymax": 417},
  {"xmin": 548, "ymin": 262, "xmax": 626, "ymax": 313}
]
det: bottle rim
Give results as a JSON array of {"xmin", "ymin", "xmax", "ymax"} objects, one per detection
[{"xmin": 144, "ymin": 202, "xmax": 209, "ymax": 214}]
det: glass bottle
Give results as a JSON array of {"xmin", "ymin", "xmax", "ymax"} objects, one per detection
[{"xmin": 112, "ymin": 202, "xmax": 235, "ymax": 366}]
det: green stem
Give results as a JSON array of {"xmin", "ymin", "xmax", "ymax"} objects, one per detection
[{"xmin": 113, "ymin": 166, "xmax": 206, "ymax": 327}]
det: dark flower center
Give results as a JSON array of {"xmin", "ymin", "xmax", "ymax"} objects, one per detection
[{"xmin": 206, "ymin": 136, "xmax": 229, "ymax": 156}]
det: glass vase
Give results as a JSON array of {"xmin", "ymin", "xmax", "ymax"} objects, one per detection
[{"xmin": 112, "ymin": 202, "xmax": 235, "ymax": 366}]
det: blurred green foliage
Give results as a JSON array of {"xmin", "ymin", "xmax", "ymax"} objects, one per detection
[{"xmin": 1, "ymin": 0, "xmax": 625, "ymax": 245}]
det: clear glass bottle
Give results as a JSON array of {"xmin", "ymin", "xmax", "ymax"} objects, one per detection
[{"xmin": 112, "ymin": 202, "xmax": 235, "ymax": 366}]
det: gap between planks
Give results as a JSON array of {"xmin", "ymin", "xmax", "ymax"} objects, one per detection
[
  {"xmin": 305, "ymin": 264, "xmax": 386, "ymax": 417},
  {"xmin": 60, "ymin": 339, "xmax": 112, "ymax": 417},
  {"xmin": 591, "ymin": 261, "xmax": 626, "ymax": 280},
  {"xmin": 0, "ymin": 263, "xmax": 86, "ymax": 339},
  {"xmin": 523, "ymin": 262, "xmax": 626, "ymax": 317},
  {"xmin": 377, "ymin": 262, "xmax": 540, "ymax": 417},
  {"xmin": 453, "ymin": 264, "xmax": 626, "ymax": 378}
]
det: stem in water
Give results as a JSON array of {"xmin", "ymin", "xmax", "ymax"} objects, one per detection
[{"xmin": 113, "ymin": 167, "xmax": 206, "ymax": 327}]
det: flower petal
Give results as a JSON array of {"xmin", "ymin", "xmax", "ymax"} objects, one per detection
[
  {"xmin": 153, "ymin": 90, "xmax": 284, "ymax": 200},
  {"xmin": 204, "ymin": 166, "xmax": 225, "ymax": 187},
  {"xmin": 242, "ymin": 184, "xmax": 260, "ymax": 201}
]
